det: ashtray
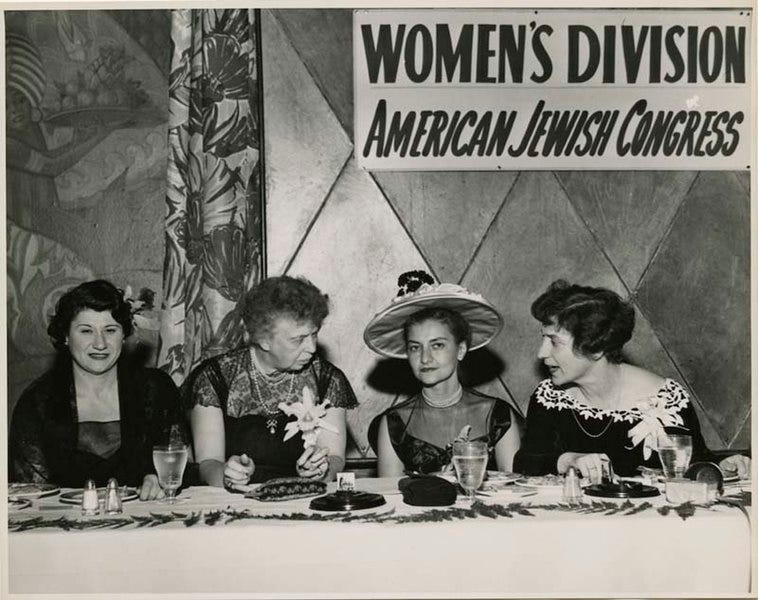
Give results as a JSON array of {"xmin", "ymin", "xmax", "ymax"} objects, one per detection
[
  {"xmin": 309, "ymin": 490, "xmax": 386, "ymax": 511},
  {"xmin": 584, "ymin": 480, "xmax": 660, "ymax": 499}
]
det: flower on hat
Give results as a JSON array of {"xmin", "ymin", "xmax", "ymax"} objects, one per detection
[{"xmin": 279, "ymin": 387, "xmax": 338, "ymax": 449}]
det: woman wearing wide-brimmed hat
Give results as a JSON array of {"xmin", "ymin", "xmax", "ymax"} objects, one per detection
[{"xmin": 365, "ymin": 271, "xmax": 521, "ymax": 477}]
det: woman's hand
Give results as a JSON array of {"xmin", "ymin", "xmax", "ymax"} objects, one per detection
[
  {"xmin": 139, "ymin": 474, "xmax": 165, "ymax": 501},
  {"xmin": 719, "ymin": 454, "xmax": 751, "ymax": 480},
  {"xmin": 223, "ymin": 454, "xmax": 255, "ymax": 489},
  {"xmin": 557, "ymin": 452, "xmax": 610, "ymax": 484},
  {"xmin": 296, "ymin": 445, "xmax": 329, "ymax": 480}
]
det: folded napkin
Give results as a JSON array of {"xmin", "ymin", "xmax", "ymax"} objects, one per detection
[{"xmin": 398, "ymin": 475, "xmax": 457, "ymax": 506}]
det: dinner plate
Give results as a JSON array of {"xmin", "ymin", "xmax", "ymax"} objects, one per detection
[
  {"xmin": 639, "ymin": 464, "xmax": 740, "ymax": 484},
  {"xmin": 8, "ymin": 498, "xmax": 32, "ymax": 512},
  {"xmin": 513, "ymin": 474, "xmax": 566, "ymax": 489},
  {"xmin": 481, "ymin": 471, "xmax": 522, "ymax": 490},
  {"xmin": 8, "ymin": 483, "xmax": 61, "ymax": 499},
  {"xmin": 431, "ymin": 470, "xmax": 518, "ymax": 483},
  {"xmin": 59, "ymin": 487, "xmax": 139, "ymax": 505}
]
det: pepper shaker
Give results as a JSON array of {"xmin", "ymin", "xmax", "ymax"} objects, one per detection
[
  {"xmin": 103, "ymin": 478, "xmax": 123, "ymax": 515},
  {"xmin": 81, "ymin": 479, "xmax": 99, "ymax": 516},
  {"xmin": 563, "ymin": 467, "xmax": 583, "ymax": 505}
]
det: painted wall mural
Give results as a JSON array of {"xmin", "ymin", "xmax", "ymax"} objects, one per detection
[{"xmin": 5, "ymin": 10, "xmax": 171, "ymax": 411}]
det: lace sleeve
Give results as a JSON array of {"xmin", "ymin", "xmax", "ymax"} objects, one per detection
[
  {"xmin": 9, "ymin": 391, "xmax": 52, "ymax": 484},
  {"xmin": 321, "ymin": 363, "xmax": 359, "ymax": 410},
  {"xmin": 186, "ymin": 362, "xmax": 223, "ymax": 410}
]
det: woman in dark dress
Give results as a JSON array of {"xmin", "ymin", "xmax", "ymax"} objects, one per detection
[
  {"xmin": 9, "ymin": 280, "xmax": 185, "ymax": 499},
  {"xmin": 513, "ymin": 280, "xmax": 751, "ymax": 482},
  {"xmin": 187, "ymin": 276, "xmax": 358, "ymax": 487},
  {"xmin": 365, "ymin": 271, "xmax": 521, "ymax": 477}
]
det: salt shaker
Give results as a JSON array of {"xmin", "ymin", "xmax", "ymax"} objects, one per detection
[
  {"xmin": 81, "ymin": 479, "xmax": 99, "ymax": 516},
  {"xmin": 103, "ymin": 478, "xmax": 123, "ymax": 515},
  {"xmin": 563, "ymin": 467, "xmax": 583, "ymax": 505}
]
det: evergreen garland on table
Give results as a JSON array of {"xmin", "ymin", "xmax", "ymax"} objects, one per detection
[{"xmin": 8, "ymin": 493, "xmax": 750, "ymax": 532}]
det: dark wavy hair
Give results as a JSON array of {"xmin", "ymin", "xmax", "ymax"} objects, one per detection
[
  {"xmin": 402, "ymin": 307, "xmax": 472, "ymax": 350},
  {"xmin": 531, "ymin": 280, "xmax": 635, "ymax": 363},
  {"xmin": 47, "ymin": 280, "xmax": 133, "ymax": 351},
  {"xmin": 242, "ymin": 276, "xmax": 329, "ymax": 342}
]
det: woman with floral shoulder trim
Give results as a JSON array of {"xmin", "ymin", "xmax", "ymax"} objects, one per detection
[{"xmin": 512, "ymin": 280, "xmax": 750, "ymax": 483}]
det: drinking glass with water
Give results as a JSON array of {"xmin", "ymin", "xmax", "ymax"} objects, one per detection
[
  {"xmin": 657, "ymin": 433, "xmax": 693, "ymax": 479},
  {"xmin": 452, "ymin": 440, "xmax": 488, "ymax": 502},
  {"xmin": 152, "ymin": 424, "xmax": 189, "ymax": 504}
]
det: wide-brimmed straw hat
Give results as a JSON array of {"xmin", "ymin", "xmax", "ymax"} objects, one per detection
[{"xmin": 363, "ymin": 271, "xmax": 503, "ymax": 359}]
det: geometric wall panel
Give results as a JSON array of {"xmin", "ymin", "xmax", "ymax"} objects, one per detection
[
  {"xmin": 730, "ymin": 412, "xmax": 751, "ymax": 449},
  {"xmin": 286, "ymin": 160, "xmax": 434, "ymax": 453},
  {"xmin": 374, "ymin": 171, "xmax": 518, "ymax": 283},
  {"xmin": 262, "ymin": 10, "xmax": 353, "ymax": 275},
  {"xmin": 272, "ymin": 9, "xmax": 355, "ymax": 139},
  {"xmin": 637, "ymin": 171, "xmax": 750, "ymax": 444},
  {"xmin": 463, "ymin": 171, "xmax": 628, "ymax": 412},
  {"xmin": 556, "ymin": 171, "xmax": 696, "ymax": 290},
  {"xmin": 735, "ymin": 170, "xmax": 750, "ymax": 197}
]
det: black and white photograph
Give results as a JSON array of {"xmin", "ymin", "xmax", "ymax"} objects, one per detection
[{"xmin": 2, "ymin": 2, "xmax": 755, "ymax": 597}]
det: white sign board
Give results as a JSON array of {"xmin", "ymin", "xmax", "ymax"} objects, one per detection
[{"xmin": 354, "ymin": 9, "xmax": 752, "ymax": 170}]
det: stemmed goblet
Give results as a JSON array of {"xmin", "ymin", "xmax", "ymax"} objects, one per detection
[{"xmin": 152, "ymin": 424, "xmax": 189, "ymax": 504}]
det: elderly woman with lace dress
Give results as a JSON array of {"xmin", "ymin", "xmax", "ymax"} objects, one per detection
[
  {"xmin": 187, "ymin": 276, "xmax": 358, "ymax": 487},
  {"xmin": 513, "ymin": 280, "xmax": 751, "ymax": 483}
]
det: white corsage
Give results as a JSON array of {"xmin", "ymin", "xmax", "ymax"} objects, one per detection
[
  {"xmin": 627, "ymin": 395, "xmax": 686, "ymax": 459},
  {"xmin": 278, "ymin": 387, "xmax": 338, "ymax": 449}
]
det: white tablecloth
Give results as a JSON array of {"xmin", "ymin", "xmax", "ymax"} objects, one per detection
[{"xmin": 8, "ymin": 478, "xmax": 752, "ymax": 596}]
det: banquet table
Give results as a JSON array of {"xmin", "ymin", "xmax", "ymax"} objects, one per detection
[{"xmin": 7, "ymin": 477, "xmax": 753, "ymax": 596}]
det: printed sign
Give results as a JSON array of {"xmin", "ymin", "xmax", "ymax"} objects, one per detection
[{"xmin": 354, "ymin": 9, "xmax": 752, "ymax": 170}]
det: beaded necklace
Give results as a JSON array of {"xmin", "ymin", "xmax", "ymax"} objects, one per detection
[
  {"xmin": 247, "ymin": 349, "xmax": 295, "ymax": 434},
  {"xmin": 421, "ymin": 382, "xmax": 463, "ymax": 409}
]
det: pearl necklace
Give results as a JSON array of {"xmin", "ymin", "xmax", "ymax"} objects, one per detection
[
  {"xmin": 247, "ymin": 349, "xmax": 295, "ymax": 434},
  {"xmin": 422, "ymin": 383, "xmax": 463, "ymax": 409}
]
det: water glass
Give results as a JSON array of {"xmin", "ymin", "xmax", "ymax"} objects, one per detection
[
  {"xmin": 152, "ymin": 424, "xmax": 190, "ymax": 504},
  {"xmin": 657, "ymin": 433, "xmax": 693, "ymax": 479},
  {"xmin": 152, "ymin": 443, "xmax": 189, "ymax": 503},
  {"xmin": 452, "ymin": 440, "xmax": 488, "ymax": 502}
]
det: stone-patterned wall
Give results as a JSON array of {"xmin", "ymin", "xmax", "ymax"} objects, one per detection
[{"xmin": 261, "ymin": 8, "xmax": 751, "ymax": 456}]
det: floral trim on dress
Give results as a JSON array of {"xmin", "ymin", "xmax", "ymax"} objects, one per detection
[{"xmin": 533, "ymin": 378, "xmax": 691, "ymax": 424}]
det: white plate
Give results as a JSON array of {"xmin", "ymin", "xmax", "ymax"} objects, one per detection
[
  {"xmin": 8, "ymin": 483, "xmax": 60, "ymax": 499},
  {"xmin": 482, "ymin": 472, "xmax": 522, "ymax": 490},
  {"xmin": 8, "ymin": 498, "xmax": 32, "ymax": 512},
  {"xmin": 513, "ymin": 475, "xmax": 566, "ymax": 489}
]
